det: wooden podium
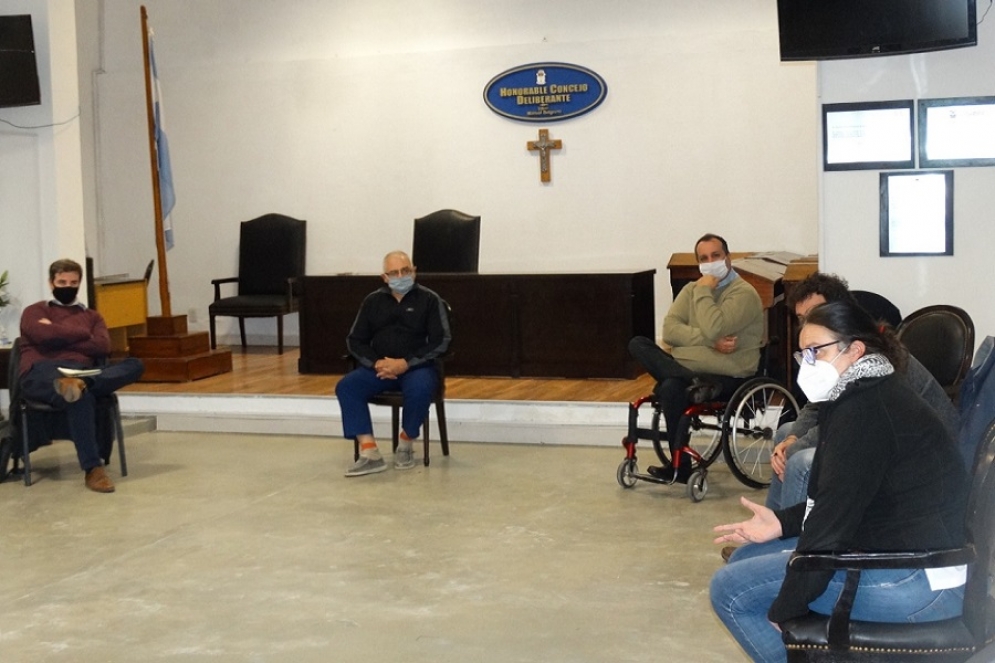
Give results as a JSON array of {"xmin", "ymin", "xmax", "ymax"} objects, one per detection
[
  {"xmin": 128, "ymin": 315, "xmax": 232, "ymax": 383},
  {"xmin": 93, "ymin": 277, "xmax": 148, "ymax": 356}
]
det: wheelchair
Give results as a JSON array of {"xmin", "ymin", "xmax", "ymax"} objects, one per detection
[{"xmin": 615, "ymin": 376, "xmax": 801, "ymax": 501}]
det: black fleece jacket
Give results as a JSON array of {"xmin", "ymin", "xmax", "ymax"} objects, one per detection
[
  {"xmin": 346, "ymin": 284, "xmax": 451, "ymax": 369},
  {"xmin": 768, "ymin": 373, "xmax": 968, "ymax": 623}
]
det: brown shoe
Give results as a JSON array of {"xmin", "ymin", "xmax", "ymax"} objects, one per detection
[
  {"xmin": 54, "ymin": 377, "xmax": 86, "ymax": 403},
  {"xmin": 85, "ymin": 466, "xmax": 115, "ymax": 493},
  {"xmin": 721, "ymin": 546, "xmax": 737, "ymax": 563}
]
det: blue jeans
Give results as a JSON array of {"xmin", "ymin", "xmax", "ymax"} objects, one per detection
[
  {"xmin": 765, "ymin": 447, "xmax": 814, "ymax": 511},
  {"xmin": 711, "ymin": 538, "xmax": 965, "ymax": 662},
  {"xmin": 335, "ymin": 364, "xmax": 438, "ymax": 440}
]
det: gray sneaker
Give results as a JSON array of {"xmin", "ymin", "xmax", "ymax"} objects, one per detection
[
  {"xmin": 394, "ymin": 444, "xmax": 415, "ymax": 470},
  {"xmin": 344, "ymin": 456, "xmax": 387, "ymax": 477}
]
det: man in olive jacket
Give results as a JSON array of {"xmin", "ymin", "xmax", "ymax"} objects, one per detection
[{"xmin": 628, "ymin": 233, "xmax": 763, "ymax": 481}]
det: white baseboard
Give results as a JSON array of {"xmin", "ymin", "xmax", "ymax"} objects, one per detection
[{"xmin": 117, "ymin": 393, "xmax": 632, "ymax": 447}]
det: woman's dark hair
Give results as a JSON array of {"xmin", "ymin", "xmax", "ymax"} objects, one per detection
[{"xmin": 804, "ymin": 299, "xmax": 907, "ymax": 372}]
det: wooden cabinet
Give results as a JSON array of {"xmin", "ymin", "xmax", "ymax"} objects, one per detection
[{"xmin": 299, "ymin": 271, "xmax": 656, "ymax": 379}]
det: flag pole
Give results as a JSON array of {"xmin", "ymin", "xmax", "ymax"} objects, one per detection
[{"xmin": 140, "ymin": 5, "xmax": 172, "ymax": 318}]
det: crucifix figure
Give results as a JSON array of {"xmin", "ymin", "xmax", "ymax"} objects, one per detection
[{"xmin": 527, "ymin": 128, "xmax": 562, "ymax": 183}]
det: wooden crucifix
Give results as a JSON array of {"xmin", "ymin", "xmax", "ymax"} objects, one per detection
[{"xmin": 527, "ymin": 128, "xmax": 562, "ymax": 183}]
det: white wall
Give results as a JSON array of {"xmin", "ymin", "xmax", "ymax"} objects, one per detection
[
  {"xmin": 0, "ymin": 0, "xmax": 85, "ymax": 340},
  {"xmin": 819, "ymin": 19, "xmax": 995, "ymax": 349},
  {"xmin": 80, "ymin": 0, "xmax": 819, "ymax": 346}
]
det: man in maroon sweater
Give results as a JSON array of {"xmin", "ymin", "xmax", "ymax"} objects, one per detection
[{"xmin": 18, "ymin": 259, "xmax": 144, "ymax": 492}]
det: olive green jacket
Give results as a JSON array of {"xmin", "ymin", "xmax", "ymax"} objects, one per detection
[{"xmin": 662, "ymin": 273, "xmax": 763, "ymax": 377}]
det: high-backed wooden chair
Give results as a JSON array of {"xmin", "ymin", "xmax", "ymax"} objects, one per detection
[
  {"xmin": 850, "ymin": 290, "xmax": 902, "ymax": 328},
  {"xmin": 898, "ymin": 304, "xmax": 975, "ymax": 403},
  {"xmin": 412, "ymin": 209, "xmax": 480, "ymax": 273},
  {"xmin": 209, "ymin": 213, "xmax": 306, "ymax": 354}
]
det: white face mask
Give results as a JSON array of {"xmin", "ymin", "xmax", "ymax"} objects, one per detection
[
  {"xmin": 796, "ymin": 345, "xmax": 848, "ymax": 402},
  {"xmin": 698, "ymin": 260, "xmax": 729, "ymax": 280}
]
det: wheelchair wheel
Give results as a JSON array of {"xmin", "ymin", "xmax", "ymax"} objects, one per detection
[
  {"xmin": 616, "ymin": 458, "xmax": 638, "ymax": 488},
  {"xmin": 686, "ymin": 470, "xmax": 708, "ymax": 502},
  {"xmin": 651, "ymin": 412, "xmax": 723, "ymax": 469},
  {"xmin": 721, "ymin": 378, "xmax": 800, "ymax": 489}
]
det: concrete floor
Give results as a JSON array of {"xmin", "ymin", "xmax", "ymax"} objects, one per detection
[{"xmin": 0, "ymin": 432, "xmax": 759, "ymax": 662}]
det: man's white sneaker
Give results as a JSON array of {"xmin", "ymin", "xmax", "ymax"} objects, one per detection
[
  {"xmin": 345, "ymin": 456, "xmax": 387, "ymax": 477},
  {"xmin": 394, "ymin": 445, "xmax": 415, "ymax": 470}
]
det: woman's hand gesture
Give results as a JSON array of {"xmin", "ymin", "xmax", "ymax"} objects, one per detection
[{"xmin": 713, "ymin": 497, "xmax": 783, "ymax": 546}]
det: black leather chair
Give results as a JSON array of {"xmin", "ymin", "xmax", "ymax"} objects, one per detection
[
  {"xmin": 851, "ymin": 290, "xmax": 903, "ymax": 328},
  {"xmin": 780, "ymin": 416, "xmax": 995, "ymax": 662},
  {"xmin": 209, "ymin": 213, "xmax": 306, "ymax": 354},
  {"xmin": 898, "ymin": 305, "xmax": 975, "ymax": 403},
  {"xmin": 0, "ymin": 338, "xmax": 127, "ymax": 486},
  {"xmin": 412, "ymin": 209, "xmax": 480, "ymax": 273},
  {"xmin": 350, "ymin": 302, "xmax": 453, "ymax": 467}
]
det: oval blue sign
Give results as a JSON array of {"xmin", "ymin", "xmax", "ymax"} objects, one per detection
[{"xmin": 483, "ymin": 62, "xmax": 607, "ymax": 122}]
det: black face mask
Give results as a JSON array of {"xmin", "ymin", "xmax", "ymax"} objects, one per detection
[{"xmin": 52, "ymin": 286, "xmax": 79, "ymax": 305}]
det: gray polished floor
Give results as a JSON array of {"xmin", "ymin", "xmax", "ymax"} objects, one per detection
[{"xmin": 0, "ymin": 432, "xmax": 758, "ymax": 662}]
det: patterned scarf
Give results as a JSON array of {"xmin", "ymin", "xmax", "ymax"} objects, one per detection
[{"xmin": 827, "ymin": 352, "xmax": 894, "ymax": 401}]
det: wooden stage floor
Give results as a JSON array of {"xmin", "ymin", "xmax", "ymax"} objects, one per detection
[{"xmin": 121, "ymin": 347, "xmax": 656, "ymax": 403}]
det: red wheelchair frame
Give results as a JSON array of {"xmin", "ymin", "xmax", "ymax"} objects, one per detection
[{"xmin": 616, "ymin": 377, "xmax": 801, "ymax": 502}]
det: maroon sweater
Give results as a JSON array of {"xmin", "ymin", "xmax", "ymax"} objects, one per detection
[{"xmin": 18, "ymin": 300, "xmax": 112, "ymax": 376}]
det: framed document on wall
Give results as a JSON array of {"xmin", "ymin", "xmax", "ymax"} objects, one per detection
[
  {"xmin": 879, "ymin": 170, "xmax": 953, "ymax": 257},
  {"xmin": 918, "ymin": 96, "xmax": 995, "ymax": 168},
  {"xmin": 823, "ymin": 100, "xmax": 915, "ymax": 171}
]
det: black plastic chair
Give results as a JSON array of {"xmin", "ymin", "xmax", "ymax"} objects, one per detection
[
  {"xmin": 1, "ymin": 338, "xmax": 127, "ymax": 487},
  {"xmin": 209, "ymin": 213, "xmax": 306, "ymax": 354},
  {"xmin": 851, "ymin": 290, "xmax": 902, "ymax": 328},
  {"xmin": 412, "ymin": 209, "xmax": 480, "ymax": 273},
  {"xmin": 349, "ymin": 302, "xmax": 453, "ymax": 467},
  {"xmin": 780, "ymin": 416, "xmax": 995, "ymax": 662},
  {"xmin": 898, "ymin": 305, "xmax": 975, "ymax": 403}
]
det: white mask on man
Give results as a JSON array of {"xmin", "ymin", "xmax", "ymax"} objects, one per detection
[{"xmin": 698, "ymin": 260, "xmax": 729, "ymax": 280}]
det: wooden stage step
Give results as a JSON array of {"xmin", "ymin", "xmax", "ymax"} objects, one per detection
[
  {"xmin": 130, "ymin": 315, "xmax": 233, "ymax": 383},
  {"xmin": 129, "ymin": 331, "xmax": 211, "ymax": 357},
  {"xmin": 137, "ymin": 349, "xmax": 234, "ymax": 383}
]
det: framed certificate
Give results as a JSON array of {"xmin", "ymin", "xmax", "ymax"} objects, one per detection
[
  {"xmin": 879, "ymin": 170, "xmax": 953, "ymax": 257},
  {"xmin": 918, "ymin": 96, "xmax": 995, "ymax": 168},
  {"xmin": 823, "ymin": 100, "xmax": 915, "ymax": 171}
]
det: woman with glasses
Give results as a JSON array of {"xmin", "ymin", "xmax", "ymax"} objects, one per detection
[{"xmin": 708, "ymin": 299, "xmax": 968, "ymax": 663}]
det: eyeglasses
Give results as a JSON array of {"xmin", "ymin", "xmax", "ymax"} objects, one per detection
[
  {"xmin": 793, "ymin": 341, "xmax": 841, "ymax": 366},
  {"xmin": 384, "ymin": 267, "xmax": 414, "ymax": 278}
]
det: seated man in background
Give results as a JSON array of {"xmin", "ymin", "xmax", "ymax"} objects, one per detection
[
  {"xmin": 336, "ymin": 250, "xmax": 451, "ymax": 477},
  {"xmin": 18, "ymin": 258, "xmax": 145, "ymax": 493},
  {"xmin": 628, "ymin": 233, "xmax": 764, "ymax": 482},
  {"xmin": 765, "ymin": 272, "xmax": 959, "ymax": 512}
]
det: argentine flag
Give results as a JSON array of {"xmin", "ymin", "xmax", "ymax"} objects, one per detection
[{"xmin": 149, "ymin": 31, "xmax": 175, "ymax": 249}]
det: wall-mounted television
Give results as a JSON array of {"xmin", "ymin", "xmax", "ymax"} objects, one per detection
[
  {"xmin": 777, "ymin": 0, "xmax": 977, "ymax": 61},
  {"xmin": 0, "ymin": 14, "xmax": 42, "ymax": 108},
  {"xmin": 918, "ymin": 96, "xmax": 995, "ymax": 168},
  {"xmin": 823, "ymin": 101, "xmax": 915, "ymax": 171}
]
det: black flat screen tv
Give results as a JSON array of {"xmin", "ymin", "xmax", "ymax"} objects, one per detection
[
  {"xmin": 777, "ymin": 0, "xmax": 977, "ymax": 61},
  {"xmin": 0, "ymin": 14, "xmax": 42, "ymax": 108}
]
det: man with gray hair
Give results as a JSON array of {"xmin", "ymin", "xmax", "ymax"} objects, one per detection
[{"xmin": 336, "ymin": 251, "xmax": 451, "ymax": 477}]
